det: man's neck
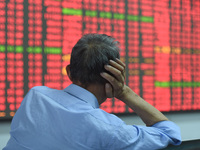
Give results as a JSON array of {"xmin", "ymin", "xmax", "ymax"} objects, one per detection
[{"xmin": 73, "ymin": 81, "xmax": 106, "ymax": 105}]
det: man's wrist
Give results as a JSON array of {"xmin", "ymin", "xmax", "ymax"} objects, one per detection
[{"xmin": 117, "ymin": 85, "xmax": 132, "ymax": 102}]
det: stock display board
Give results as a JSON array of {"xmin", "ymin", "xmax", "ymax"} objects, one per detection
[{"xmin": 0, "ymin": 0, "xmax": 200, "ymax": 119}]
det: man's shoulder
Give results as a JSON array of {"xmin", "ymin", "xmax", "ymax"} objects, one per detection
[
  {"xmin": 30, "ymin": 86, "xmax": 54, "ymax": 92},
  {"xmin": 29, "ymin": 86, "xmax": 63, "ymax": 94},
  {"xmin": 26, "ymin": 86, "xmax": 67, "ymax": 101}
]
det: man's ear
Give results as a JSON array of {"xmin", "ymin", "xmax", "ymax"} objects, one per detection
[{"xmin": 66, "ymin": 65, "xmax": 72, "ymax": 81}]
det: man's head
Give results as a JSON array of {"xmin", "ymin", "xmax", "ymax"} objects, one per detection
[{"xmin": 67, "ymin": 33, "xmax": 120, "ymax": 87}]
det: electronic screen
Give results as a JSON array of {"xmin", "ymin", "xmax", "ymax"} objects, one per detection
[{"xmin": 0, "ymin": 0, "xmax": 200, "ymax": 119}]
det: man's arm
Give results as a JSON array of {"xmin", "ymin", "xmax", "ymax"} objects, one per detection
[
  {"xmin": 100, "ymin": 58, "xmax": 168, "ymax": 126},
  {"xmin": 117, "ymin": 85, "xmax": 168, "ymax": 126}
]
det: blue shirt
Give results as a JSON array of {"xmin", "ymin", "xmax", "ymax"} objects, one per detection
[{"xmin": 4, "ymin": 84, "xmax": 181, "ymax": 150}]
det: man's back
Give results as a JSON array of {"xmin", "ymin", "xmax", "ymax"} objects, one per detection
[{"xmin": 4, "ymin": 84, "xmax": 181, "ymax": 150}]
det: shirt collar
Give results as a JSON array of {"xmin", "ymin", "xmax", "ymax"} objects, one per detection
[{"xmin": 63, "ymin": 84, "xmax": 99, "ymax": 108}]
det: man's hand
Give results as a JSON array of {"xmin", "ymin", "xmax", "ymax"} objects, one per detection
[
  {"xmin": 101, "ymin": 58, "xmax": 168, "ymax": 126},
  {"xmin": 100, "ymin": 58, "xmax": 128, "ymax": 100}
]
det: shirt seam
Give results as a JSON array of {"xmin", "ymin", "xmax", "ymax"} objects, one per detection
[{"xmin": 64, "ymin": 91, "xmax": 94, "ymax": 108}]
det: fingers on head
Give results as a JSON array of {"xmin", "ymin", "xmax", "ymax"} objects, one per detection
[
  {"xmin": 104, "ymin": 65, "xmax": 123, "ymax": 82},
  {"xmin": 100, "ymin": 72, "xmax": 117, "ymax": 87},
  {"xmin": 109, "ymin": 60, "xmax": 124, "ymax": 72},
  {"xmin": 109, "ymin": 59, "xmax": 126, "ymax": 77},
  {"xmin": 115, "ymin": 58, "xmax": 126, "ymax": 69}
]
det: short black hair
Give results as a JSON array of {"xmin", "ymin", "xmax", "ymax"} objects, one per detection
[{"xmin": 70, "ymin": 33, "xmax": 120, "ymax": 86}]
